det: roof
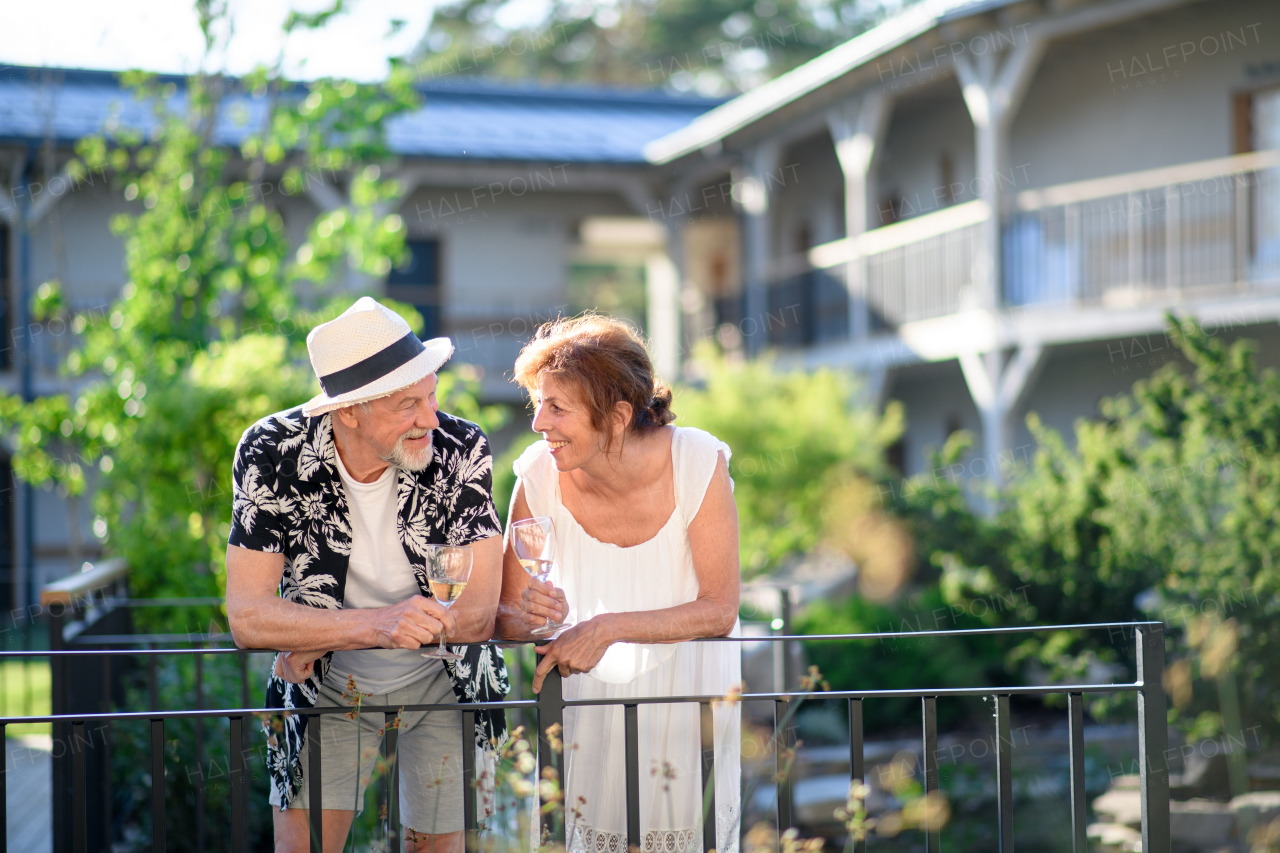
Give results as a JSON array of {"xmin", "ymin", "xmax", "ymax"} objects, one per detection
[
  {"xmin": 642, "ymin": 0, "xmax": 982, "ymax": 164},
  {"xmin": 644, "ymin": 0, "xmax": 1192, "ymax": 163},
  {"xmin": 0, "ymin": 66, "xmax": 726, "ymax": 164}
]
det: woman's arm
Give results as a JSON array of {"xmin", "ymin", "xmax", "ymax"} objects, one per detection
[
  {"xmin": 533, "ymin": 452, "xmax": 738, "ymax": 691},
  {"xmin": 496, "ymin": 481, "xmax": 568, "ymax": 640}
]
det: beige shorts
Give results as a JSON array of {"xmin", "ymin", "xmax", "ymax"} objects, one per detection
[{"xmin": 269, "ymin": 665, "xmax": 465, "ymax": 835}]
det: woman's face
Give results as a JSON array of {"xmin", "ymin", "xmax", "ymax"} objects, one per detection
[{"xmin": 531, "ymin": 373, "xmax": 609, "ymax": 472}]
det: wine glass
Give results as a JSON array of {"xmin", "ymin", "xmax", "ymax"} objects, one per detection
[
  {"xmin": 511, "ymin": 516, "xmax": 570, "ymax": 636},
  {"xmin": 421, "ymin": 545, "xmax": 473, "ymax": 661}
]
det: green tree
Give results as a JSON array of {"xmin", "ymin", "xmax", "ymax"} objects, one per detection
[
  {"xmin": 0, "ymin": 3, "xmax": 421, "ymax": 627},
  {"xmin": 676, "ymin": 349, "xmax": 905, "ymax": 577},
  {"xmin": 414, "ymin": 0, "xmax": 920, "ymax": 94},
  {"xmin": 890, "ymin": 318, "xmax": 1280, "ymax": 739}
]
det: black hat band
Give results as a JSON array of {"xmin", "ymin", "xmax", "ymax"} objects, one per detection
[{"xmin": 318, "ymin": 331, "xmax": 426, "ymax": 396}]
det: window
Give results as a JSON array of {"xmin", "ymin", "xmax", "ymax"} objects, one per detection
[{"xmin": 386, "ymin": 239, "xmax": 441, "ymax": 338}]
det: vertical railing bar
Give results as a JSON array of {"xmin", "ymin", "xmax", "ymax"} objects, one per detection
[
  {"xmin": 385, "ymin": 713, "xmax": 400, "ymax": 850},
  {"xmin": 0, "ymin": 721, "xmax": 5, "ymax": 853},
  {"xmin": 150, "ymin": 718, "xmax": 165, "ymax": 853},
  {"xmin": 849, "ymin": 698, "xmax": 864, "ymax": 853},
  {"xmin": 775, "ymin": 698, "xmax": 792, "ymax": 831},
  {"xmin": 995, "ymin": 695, "xmax": 1014, "ymax": 853},
  {"xmin": 102, "ymin": 652, "xmax": 113, "ymax": 847},
  {"xmin": 700, "ymin": 701, "xmax": 716, "ymax": 853},
  {"xmin": 1165, "ymin": 185, "xmax": 1180, "ymax": 295},
  {"xmin": 462, "ymin": 709, "xmax": 478, "ymax": 852},
  {"xmin": 1137, "ymin": 626, "xmax": 1171, "ymax": 853},
  {"xmin": 230, "ymin": 716, "xmax": 246, "ymax": 853},
  {"xmin": 195, "ymin": 647, "xmax": 205, "ymax": 853},
  {"xmin": 536, "ymin": 668, "xmax": 565, "ymax": 848},
  {"xmin": 1068, "ymin": 693, "xmax": 1087, "ymax": 853},
  {"xmin": 1235, "ymin": 169, "xmax": 1250, "ymax": 286},
  {"xmin": 624, "ymin": 703, "xmax": 640, "ymax": 851},
  {"xmin": 72, "ymin": 721, "xmax": 88, "ymax": 853},
  {"xmin": 922, "ymin": 696, "xmax": 939, "ymax": 853},
  {"xmin": 308, "ymin": 714, "xmax": 323, "ymax": 853}
]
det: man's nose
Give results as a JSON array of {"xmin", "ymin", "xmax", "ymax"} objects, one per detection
[{"xmin": 418, "ymin": 401, "xmax": 439, "ymax": 430}]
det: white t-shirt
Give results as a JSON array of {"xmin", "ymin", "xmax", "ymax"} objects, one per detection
[{"xmin": 328, "ymin": 446, "xmax": 440, "ymax": 695}]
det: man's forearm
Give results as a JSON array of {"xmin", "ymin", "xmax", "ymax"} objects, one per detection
[{"xmin": 230, "ymin": 596, "xmax": 377, "ymax": 652}]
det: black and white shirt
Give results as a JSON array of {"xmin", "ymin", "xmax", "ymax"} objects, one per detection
[{"xmin": 229, "ymin": 406, "xmax": 509, "ymax": 808}]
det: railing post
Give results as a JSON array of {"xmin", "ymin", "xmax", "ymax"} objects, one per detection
[
  {"xmin": 72, "ymin": 721, "xmax": 87, "ymax": 853},
  {"xmin": 0, "ymin": 721, "xmax": 6, "ymax": 853},
  {"xmin": 229, "ymin": 716, "xmax": 247, "ymax": 853},
  {"xmin": 1068, "ymin": 693, "xmax": 1087, "ymax": 853},
  {"xmin": 922, "ymin": 697, "xmax": 939, "ymax": 853},
  {"xmin": 1137, "ymin": 625, "xmax": 1170, "ymax": 853},
  {"xmin": 848, "ymin": 698, "xmax": 864, "ymax": 853},
  {"xmin": 775, "ymin": 698, "xmax": 793, "ymax": 830},
  {"xmin": 308, "ymin": 714, "xmax": 323, "ymax": 853},
  {"xmin": 625, "ymin": 703, "xmax": 640, "ymax": 850},
  {"xmin": 462, "ymin": 709, "xmax": 477, "ymax": 852},
  {"xmin": 536, "ymin": 667, "xmax": 565, "ymax": 846},
  {"xmin": 384, "ymin": 712, "xmax": 400, "ymax": 849},
  {"xmin": 49, "ymin": 603, "xmax": 69, "ymax": 853},
  {"xmin": 995, "ymin": 695, "xmax": 1014, "ymax": 853},
  {"xmin": 700, "ymin": 701, "xmax": 717, "ymax": 853},
  {"xmin": 150, "ymin": 718, "xmax": 165, "ymax": 853}
]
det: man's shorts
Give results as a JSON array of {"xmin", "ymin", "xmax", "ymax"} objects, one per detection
[{"xmin": 269, "ymin": 664, "xmax": 464, "ymax": 835}]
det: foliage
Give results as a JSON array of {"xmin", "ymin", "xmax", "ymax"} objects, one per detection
[
  {"xmin": 415, "ymin": 0, "xmax": 921, "ymax": 94},
  {"xmin": 676, "ymin": 349, "xmax": 904, "ymax": 577},
  {"xmin": 796, "ymin": 585, "xmax": 1013, "ymax": 733},
  {"xmin": 0, "ymin": 6, "xmax": 428, "ymax": 632},
  {"xmin": 885, "ymin": 318, "xmax": 1280, "ymax": 736}
]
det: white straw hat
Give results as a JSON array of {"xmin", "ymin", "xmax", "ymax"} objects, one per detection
[{"xmin": 302, "ymin": 297, "xmax": 453, "ymax": 417}]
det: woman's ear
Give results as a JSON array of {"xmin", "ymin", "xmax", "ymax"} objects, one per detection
[{"xmin": 611, "ymin": 400, "xmax": 633, "ymax": 436}]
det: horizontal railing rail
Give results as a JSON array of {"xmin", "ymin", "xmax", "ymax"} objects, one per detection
[{"xmin": 8, "ymin": 623, "xmax": 1170, "ymax": 853}]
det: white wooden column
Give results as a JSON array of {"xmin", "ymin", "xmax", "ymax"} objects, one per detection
[
  {"xmin": 954, "ymin": 35, "xmax": 1045, "ymax": 311},
  {"xmin": 959, "ymin": 343, "xmax": 1045, "ymax": 486},
  {"xmin": 826, "ymin": 90, "xmax": 890, "ymax": 342},
  {"xmin": 954, "ymin": 32, "xmax": 1045, "ymax": 482},
  {"xmin": 734, "ymin": 141, "xmax": 780, "ymax": 355}
]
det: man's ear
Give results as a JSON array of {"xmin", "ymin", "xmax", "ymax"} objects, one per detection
[{"xmin": 335, "ymin": 405, "xmax": 361, "ymax": 429}]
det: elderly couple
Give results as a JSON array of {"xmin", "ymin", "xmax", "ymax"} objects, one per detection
[{"xmin": 226, "ymin": 297, "xmax": 741, "ymax": 853}]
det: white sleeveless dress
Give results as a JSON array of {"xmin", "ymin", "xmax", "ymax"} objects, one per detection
[{"xmin": 513, "ymin": 427, "xmax": 742, "ymax": 853}]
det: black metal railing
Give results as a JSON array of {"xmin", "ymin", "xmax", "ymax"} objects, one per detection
[{"xmin": 4, "ymin": 620, "xmax": 1171, "ymax": 853}]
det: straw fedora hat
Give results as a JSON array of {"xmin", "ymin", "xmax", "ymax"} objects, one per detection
[{"xmin": 302, "ymin": 297, "xmax": 453, "ymax": 417}]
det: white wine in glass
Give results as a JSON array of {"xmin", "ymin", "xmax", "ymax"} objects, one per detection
[
  {"xmin": 510, "ymin": 516, "xmax": 569, "ymax": 636},
  {"xmin": 421, "ymin": 545, "xmax": 473, "ymax": 661}
]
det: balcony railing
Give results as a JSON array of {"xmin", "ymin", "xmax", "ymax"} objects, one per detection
[
  {"xmin": 12, "ymin": 582, "xmax": 1172, "ymax": 853},
  {"xmin": 1007, "ymin": 149, "xmax": 1280, "ymax": 308},
  {"xmin": 755, "ymin": 150, "xmax": 1280, "ymax": 339}
]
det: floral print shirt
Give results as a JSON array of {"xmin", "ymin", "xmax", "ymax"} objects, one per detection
[{"xmin": 228, "ymin": 406, "xmax": 509, "ymax": 808}]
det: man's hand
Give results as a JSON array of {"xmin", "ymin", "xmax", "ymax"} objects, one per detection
[
  {"xmin": 519, "ymin": 577, "xmax": 567, "ymax": 634},
  {"xmin": 370, "ymin": 595, "xmax": 457, "ymax": 649},
  {"xmin": 274, "ymin": 651, "xmax": 327, "ymax": 684}
]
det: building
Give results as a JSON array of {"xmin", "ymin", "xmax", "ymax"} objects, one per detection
[
  {"xmin": 645, "ymin": 0, "xmax": 1280, "ymax": 490},
  {"xmin": 1, "ymin": 0, "xmax": 1279, "ymax": 601}
]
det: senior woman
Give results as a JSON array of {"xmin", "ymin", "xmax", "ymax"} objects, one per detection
[{"xmin": 496, "ymin": 315, "xmax": 742, "ymax": 853}]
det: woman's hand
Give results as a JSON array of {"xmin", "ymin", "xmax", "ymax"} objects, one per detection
[
  {"xmin": 532, "ymin": 616, "xmax": 615, "ymax": 692},
  {"xmin": 274, "ymin": 650, "xmax": 327, "ymax": 684},
  {"xmin": 519, "ymin": 576, "xmax": 568, "ymax": 636}
]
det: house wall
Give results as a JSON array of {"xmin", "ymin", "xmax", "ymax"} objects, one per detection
[
  {"xmin": 1011, "ymin": 0, "xmax": 1280, "ymax": 188},
  {"xmin": 876, "ymin": 84, "xmax": 978, "ymax": 226}
]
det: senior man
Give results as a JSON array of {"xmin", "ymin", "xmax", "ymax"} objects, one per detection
[{"xmin": 226, "ymin": 297, "xmax": 508, "ymax": 853}]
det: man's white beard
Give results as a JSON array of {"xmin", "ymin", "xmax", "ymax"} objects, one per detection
[{"xmin": 381, "ymin": 428, "xmax": 433, "ymax": 471}]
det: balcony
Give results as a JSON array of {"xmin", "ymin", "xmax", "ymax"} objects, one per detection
[{"xmin": 753, "ymin": 150, "xmax": 1280, "ymax": 350}]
